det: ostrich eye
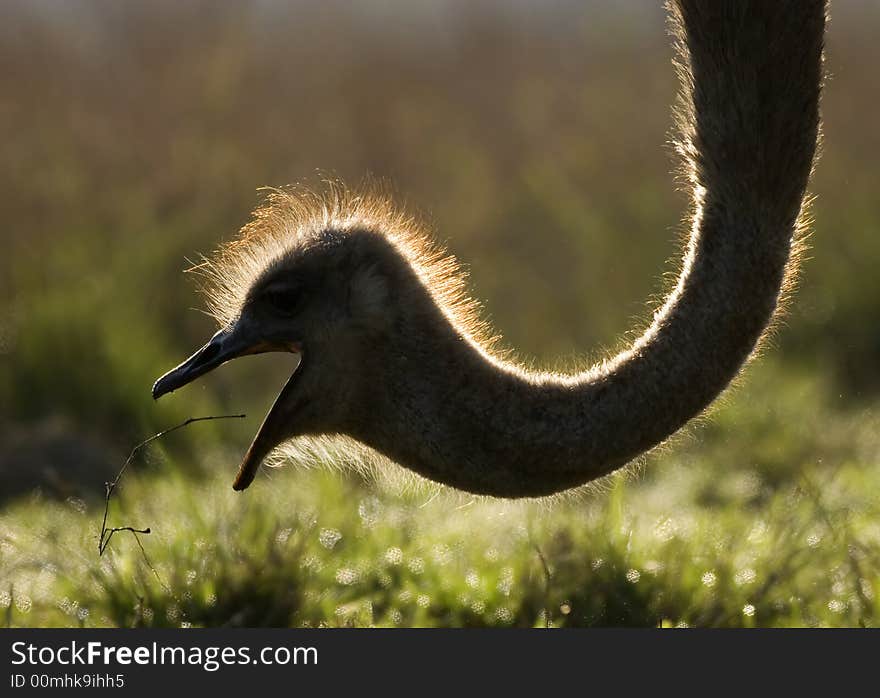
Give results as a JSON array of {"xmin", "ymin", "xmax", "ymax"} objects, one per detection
[{"xmin": 263, "ymin": 285, "xmax": 301, "ymax": 315}]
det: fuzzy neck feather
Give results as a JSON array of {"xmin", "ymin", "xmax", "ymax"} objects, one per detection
[{"xmin": 338, "ymin": 0, "xmax": 825, "ymax": 497}]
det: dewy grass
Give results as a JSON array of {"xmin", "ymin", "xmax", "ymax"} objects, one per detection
[{"xmin": 2, "ymin": 365, "xmax": 878, "ymax": 628}]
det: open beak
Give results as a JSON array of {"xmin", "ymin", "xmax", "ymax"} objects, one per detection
[{"xmin": 152, "ymin": 322, "xmax": 301, "ymax": 491}]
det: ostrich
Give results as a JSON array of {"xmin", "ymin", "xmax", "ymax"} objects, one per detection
[{"xmin": 153, "ymin": 0, "xmax": 826, "ymax": 497}]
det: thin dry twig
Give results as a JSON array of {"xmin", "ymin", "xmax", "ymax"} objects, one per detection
[{"xmin": 98, "ymin": 414, "xmax": 246, "ymax": 557}]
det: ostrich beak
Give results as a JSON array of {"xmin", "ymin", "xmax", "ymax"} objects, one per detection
[
  {"xmin": 232, "ymin": 367, "xmax": 301, "ymax": 491},
  {"xmin": 152, "ymin": 322, "xmax": 302, "ymax": 492},
  {"xmin": 152, "ymin": 325, "xmax": 269, "ymax": 400}
]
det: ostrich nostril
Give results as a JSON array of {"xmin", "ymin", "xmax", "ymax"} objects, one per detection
[{"xmin": 198, "ymin": 341, "xmax": 222, "ymax": 363}]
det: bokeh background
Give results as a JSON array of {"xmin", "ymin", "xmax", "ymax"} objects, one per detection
[{"xmin": 2, "ymin": 0, "xmax": 878, "ymax": 627}]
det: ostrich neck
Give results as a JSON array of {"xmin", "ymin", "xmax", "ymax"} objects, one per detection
[
  {"xmin": 353, "ymin": 0, "xmax": 825, "ymax": 498},
  {"xmin": 365, "ymin": 221, "xmax": 790, "ymax": 498}
]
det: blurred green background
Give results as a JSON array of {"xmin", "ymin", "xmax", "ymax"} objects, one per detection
[{"xmin": 1, "ymin": 0, "xmax": 878, "ymax": 627}]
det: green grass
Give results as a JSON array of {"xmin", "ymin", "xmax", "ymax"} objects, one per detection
[{"xmin": 2, "ymin": 362, "xmax": 878, "ymax": 628}]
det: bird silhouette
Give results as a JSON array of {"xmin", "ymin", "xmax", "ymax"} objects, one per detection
[{"xmin": 153, "ymin": 0, "xmax": 826, "ymax": 497}]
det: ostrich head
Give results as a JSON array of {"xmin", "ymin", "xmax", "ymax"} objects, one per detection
[{"xmin": 152, "ymin": 187, "xmax": 483, "ymax": 491}]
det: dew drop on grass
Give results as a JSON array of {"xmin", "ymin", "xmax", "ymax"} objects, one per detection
[
  {"xmin": 735, "ymin": 568, "xmax": 756, "ymax": 586},
  {"xmin": 494, "ymin": 607, "xmax": 513, "ymax": 623},
  {"xmin": 319, "ymin": 528, "xmax": 342, "ymax": 550},
  {"xmin": 654, "ymin": 517, "xmax": 676, "ymax": 542},
  {"xmin": 384, "ymin": 547, "xmax": 403, "ymax": 565},
  {"xmin": 358, "ymin": 497, "xmax": 382, "ymax": 527},
  {"xmin": 431, "ymin": 544, "xmax": 452, "ymax": 566},
  {"xmin": 497, "ymin": 568, "xmax": 513, "ymax": 595},
  {"xmin": 827, "ymin": 599, "xmax": 846, "ymax": 614},
  {"xmin": 301, "ymin": 555, "xmax": 321, "ymax": 571},
  {"xmin": 335, "ymin": 567, "xmax": 359, "ymax": 585},
  {"xmin": 15, "ymin": 595, "xmax": 32, "ymax": 613}
]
